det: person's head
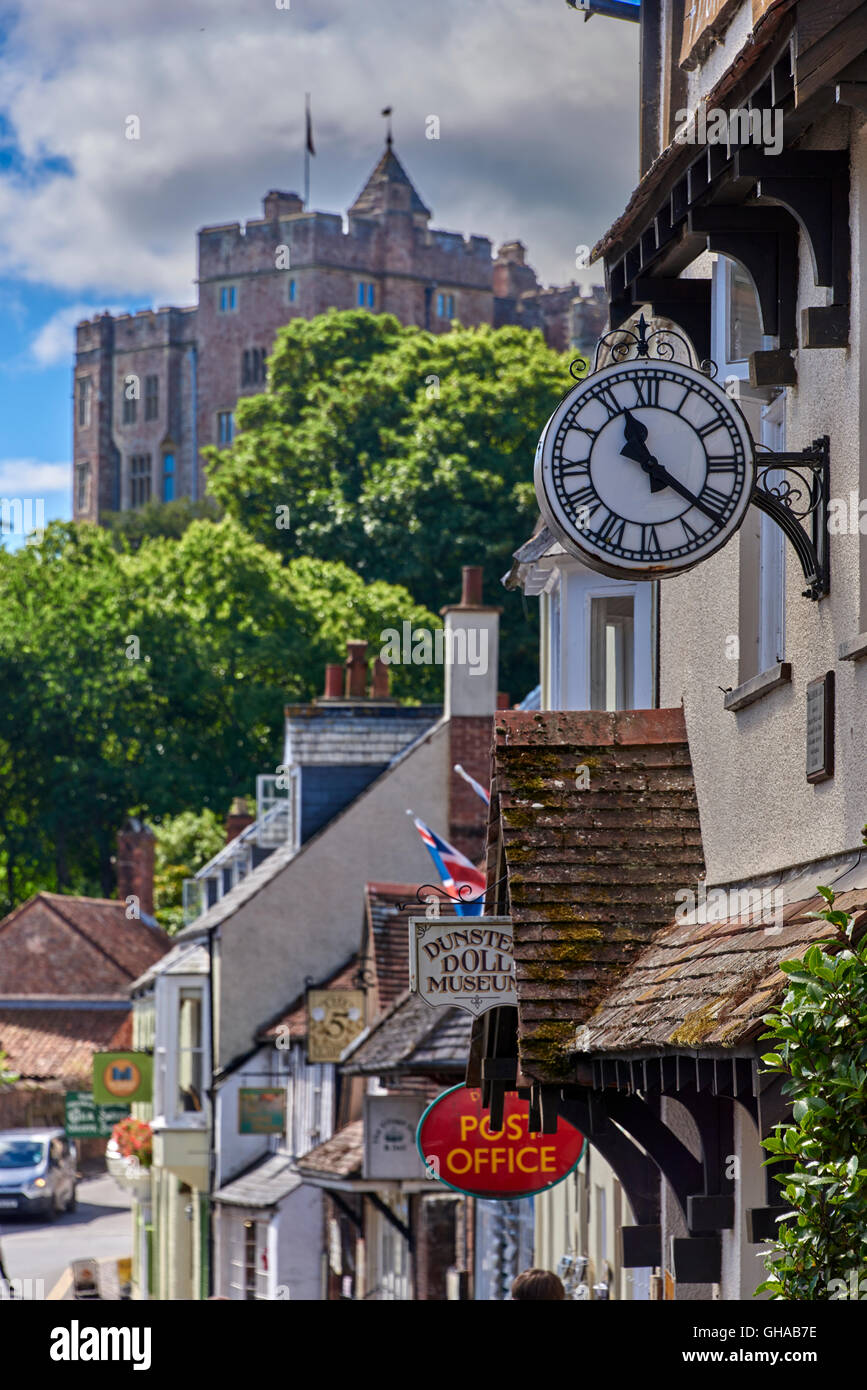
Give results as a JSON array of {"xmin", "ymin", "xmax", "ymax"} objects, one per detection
[{"xmin": 510, "ymin": 1268, "xmax": 566, "ymax": 1301}]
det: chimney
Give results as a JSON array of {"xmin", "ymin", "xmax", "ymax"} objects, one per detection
[
  {"xmin": 441, "ymin": 565, "xmax": 501, "ymax": 863},
  {"xmin": 263, "ymin": 190, "xmax": 304, "ymax": 220},
  {"xmin": 226, "ymin": 796, "xmax": 254, "ymax": 844},
  {"xmin": 497, "ymin": 692, "xmax": 511, "ymax": 710},
  {"xmin": 323, "ymin": 663, "xmax": 343, "ymax": 699},
  {"xmin": 345, "ymin": 640, "xmax": 368, "ymax": 699},
  {"xmin": 116, "ymin": 818, "xmax": 155, "ymax": 919},
  {"xmin": 370, "ymin": 657, "xmax": 390, "ymax": 699}
]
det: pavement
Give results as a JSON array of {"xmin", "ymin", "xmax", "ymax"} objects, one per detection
[{"xmin": 0, "ymin": 1173, "xmax": 132, "ymax": 1300}]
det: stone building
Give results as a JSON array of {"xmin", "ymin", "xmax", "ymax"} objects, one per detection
[{"xmin": 72, "ymin": 140, "xmax": 607, "ymax": 524}]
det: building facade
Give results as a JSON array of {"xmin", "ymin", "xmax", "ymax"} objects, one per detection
[{"xmin": 72, "ymin": 140, "xmax": 607, "ymax": 524}]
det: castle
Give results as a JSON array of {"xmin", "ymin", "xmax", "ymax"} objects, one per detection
[{"xmin": 72, "ymin": 139, "xmax": 607, "ymax": 521}]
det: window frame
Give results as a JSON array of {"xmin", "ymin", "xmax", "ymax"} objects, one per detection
[
  {"xmin": 757, "ymin": 392, "xmax": 787, "ymax": 673},
  {"xmin": 545, "ymin": 560, "xmax": 654, "ymax": 712},
  {"xmin": 144, "ymin": 374, "xmax": 159, "ymax": 422},
  {"xmin": 153, "ymin": 974, "xmax": 210, "ymax": 1130},
  {"xmin": 217, "ymin": 411, "xmax": 235, "ymax": 446},
  {"xmin": 129, "ymin": 454, "xmax": 152, "ymax": 508},
  {"xmin": 76, "ymin": 377, "xmax": 91, "ymax": 429},
  {"xmin": 218, "ymin": 284, "xmax": 238, "ymax": 313}
]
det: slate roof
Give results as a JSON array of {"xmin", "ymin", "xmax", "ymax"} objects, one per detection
[
  {"xmin": 256, "ymin": 956, "xmax": 360, "ymax": 1043},
  {"xmin": 0, "ymin": 893, "xmax": 169, "ymax": 995},
  {"xmin": 0, "ymin": 1006, "xmax": 131, "ymax": 1083},
  {"xmin": 489, "ymin": 708, "xmax": 705, "ymax": 1081},
  {"xmin": 349, "ymin": 144, "xmax": 431, "ymax": 219},
  {"xmin": 341, "ymin": 988, "xmax": 471, "ymax": 1077},
  {"xmin": 296, "ymin": 1120, "xmax": 364, "ymax": 1180},
  {"xmin": 582, "ymin": 884, "xmax": 867, "ymax": 1054},
  {"xmin": 213, "ymin": 1153, "xmax": 302, "ymax": 1209}
]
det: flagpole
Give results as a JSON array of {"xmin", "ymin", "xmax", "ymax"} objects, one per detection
[{"xmin": 304, "ymin": 92, "xmax": 311, "ymax": 209}]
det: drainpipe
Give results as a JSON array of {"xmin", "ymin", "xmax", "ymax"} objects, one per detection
[{"xmin": 189, "ymin": 344, "xmax": 199, "ymax": 502}]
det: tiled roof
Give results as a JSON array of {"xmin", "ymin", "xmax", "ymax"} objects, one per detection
[
  {"xmin": 364, "ymin": 882, "xmax": 420, "ymax": 1013},
  {"xmin": 349, "ymin": 145, "xmax": 431, "ymax": 219},
  {"xmin": 0, "ymin": 1006, "xmax": 131, "ymax": 1083},
  {"xmin": 256, "ymin": 956, "xmax": 359, "ymax": 1042},
  {"xmin": 296, "ymin": 1120, "xmax": 364, "ymax": 1180},
  {"xmin": 490, "ymin": 708, "xmax": 704, "ymax": 1081},
  {"xmin": 213, "ymin": 1153, "xmax": 302, "ymax": 1209},
  {"xmin": 583, "ymin": 885, "xmax": 867, "ymax": 1053},
  {"xmin": 0, "ymin": 893, "xmax": 170, "ymax": 996},
  {"xmin": 342, "ymin": 988, "xmax": 471, "ymax": 1077}
]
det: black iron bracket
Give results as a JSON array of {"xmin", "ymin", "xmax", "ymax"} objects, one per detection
[{"xmin": 751, "ymin": 435, "xmax": 830, "ymax": 600}]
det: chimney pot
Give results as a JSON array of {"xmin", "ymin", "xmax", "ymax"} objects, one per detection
[
  {"xmin": 226, "ymin": 796, "xmax": 254, "ymax": 844},
  {"xmin": 461, "ymin": 566, "xmax": 483, "ymax": 607},
  {"xmin": 324, "ymin": 663, "xmax": 343, "ymax": 699},
  {"xmin": 345, "ymin": 640, "xmax": 369, "ymax": 698},
  {"xmin": 370, "ymin": 657, "xmax": 390, "ymax": 699}
]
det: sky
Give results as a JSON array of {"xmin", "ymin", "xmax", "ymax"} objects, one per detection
[{"xmin": 0, "ymin": 0, "xmax": 640, "ymax": 542}]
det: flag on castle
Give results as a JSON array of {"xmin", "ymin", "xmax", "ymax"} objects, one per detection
[
  {"xmin": 454, "ymin": 763, "xmax": 490, "ymax": 807},
  {"xmin": 409, "ymin": 814, "xmax": 486, "ymax": 917},
  {"xmin": 305, "ymin": 94, "xmax": 315, "ymax": 156}
]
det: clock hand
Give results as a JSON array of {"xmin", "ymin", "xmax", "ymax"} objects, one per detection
[
  {"xmin": 645, "ymin": 462, "xmax": 725, "ymax": 524},
  {"xmin": 621, "ymin": 410, "xmax": 667, "ymax": 493}
]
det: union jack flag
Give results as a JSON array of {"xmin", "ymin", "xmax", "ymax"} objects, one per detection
[
  {"xmin": 454, "ymin": 763, "xmax": 490, "ymax": 807},
  {"xmin": 409, "ymin": 813, "xmax": 486, "ymax": 916}
]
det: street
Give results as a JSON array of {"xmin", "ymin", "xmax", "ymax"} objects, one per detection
[{"xmin": 0, "ymin": 1174, "xmax": 131, "ymax": 1300}]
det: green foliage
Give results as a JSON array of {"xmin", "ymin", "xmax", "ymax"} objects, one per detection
[
  {"xmin": 205, "ymin": 311, "xmax": 571, "ymax": 698},
  {"xmin": 153, "ymin": 808, "xmax": 226, "ymax": 935},
  {"xmin": 757, "ymin": 886, "xmax": 867, "ymax": 1299},
  {"xmin": 0, "ymin": 1049, "xmax": 18, "ymax": 1087},
  {"xmin": 101, "ymin": 496, "xmax": 222, "ymax": 552},
  {"xmin": 0, "ymin": 518, "xmax": 439, "ymax": 910}
]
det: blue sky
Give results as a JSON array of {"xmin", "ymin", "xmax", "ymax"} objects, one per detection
[{"xmin": 0, "ymin": 0, "xmax": 639, "ymax": 546}]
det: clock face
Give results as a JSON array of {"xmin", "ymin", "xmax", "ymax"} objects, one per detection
[{"xmin": 534, "ymin": 359, "xmax": 756, "ymax": 580}]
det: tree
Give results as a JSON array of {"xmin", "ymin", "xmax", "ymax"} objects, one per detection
[
  {"xmin": 0, "ymin": 518, "xmax": 439, "ymax": 910},
  {"xmin": 153, "ymin": 809, "xmax": 226, "ymax": 935},
  {"xmin": 757, "ymin": 885, "xmax": 867, "ymax": 1299},
  {"xmin": 101, "ymin": 496, "xmax": 222, "ymax": 552},
  {"xmin": 205, "ymin": 311, "xmax": 572, "ymax": 698}
]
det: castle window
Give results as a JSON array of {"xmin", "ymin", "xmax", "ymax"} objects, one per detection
[
  {"xmin": 437, "ymin": 292, "xmax": 455, "ymax": 319},
  {"xmin": 219, "ymin": 285, "xmax": 238, "ymax": 313},
  {"xmin": 218, "ymin": 411, "xmax": 235, "ymax": 445},
  {"xmin": 367, "ymin": 283, "xmax": 375, "ymax": 308},
  {"xmin": 162, "ymin": 453, "xmax": 175, "ymax": 502},
  {"xmin": 76, "ymin": 378, "xmax": 91, "ymax": 429},
  {"xmin": 242, "ymin": 349, "xmax": 251, "ymax": 386},
  {"xmin": 122, "ymin": 386, "xmax": 137, "ymax": 426},
  {"xmin": 130, "ymin": 454, "xmax": 152, "ymax": 507},
  {"xmin": 357, "ymin": 280, "xmax": 375, "ymax": 308},
  {"xmin": 288, "ymin": 278, "xmax": 297, "ymax": 303},
  {"xmin": 75, "ymin": 461, "xmax": 90, "ymax": 512},
  {"xmin": 144, "ymin": 374, "xmax": 159, "ymax": 421},
  {"xmin": 242, "ymin": 350, "xmax": 267, "ymax": 387}
]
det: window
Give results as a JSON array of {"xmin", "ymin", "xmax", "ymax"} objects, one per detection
[
  {"xmin": 357, "ymin": 280, "xmax": 375, "ymax": 308},
  {"xmin": 177, "ymin": 988, "xmax": 204, "ymax": 1113},
  {"xmin": 437, "ymin": 292, "xmax": 455, "ymax": 319},
  {"xmin": 130, "ymin": 454, "xmax": 152, "ymax": 507},
  {"xmin": 219, "ymin": 285, "xmax": 238, "ymax": 312},
  {"xmin": 144, "ymin": 374, "xmax": 159, "ymax": 421},
  {"xmin": 590, "ymin": 594, "xmax": 635, "ymax": 711},
  {"xmin": 122, "ymin": 391, "xmax": 137, "ymax": 426},
  {"xmin": 241, "ymin": 348, "xmax": 267, "ymax": 387},
  {"xmin": 288, "ymin": 278, "xmax": 297, "ymax": 303},
  {"xmin": 217, "ymin": 411, "xmax": 234, "ymax": 445},
  {"xmin": 75, "ymin": 461, "xmax": 90, "ymax": 513},
  {"xmin": 729, "ymin": 262, "xmax": 764, "ymax": 363},
  {"xmin": 76, "ymin": 377, "xmax": 91, "ymax": 429},
  {"xmin": 228, "ymin": 1218, "xmax": 269, "ymax": 1300},
  {"xmin": 162, "ymin": 453, "xmax": 175, "ymax": 502}
]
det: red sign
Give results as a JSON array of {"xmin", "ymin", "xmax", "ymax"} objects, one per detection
[{"xmin": 416, "ymin": 1086, "xmax": 585, "ymax": 1200}]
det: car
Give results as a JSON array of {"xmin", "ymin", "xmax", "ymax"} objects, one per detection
[{"xmin": 0, "ymin": 1128, "xmax": 78, "ymax": 1220}]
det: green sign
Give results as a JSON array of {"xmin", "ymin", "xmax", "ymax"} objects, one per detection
[
  {"xmin": 239, "ymin": 1088, "xmax": 285, "ymax": 1135},
  {"xmin": 65, "ymin": 1091, "xmax": 130, "ymax": 1139},
  {"xmin": 92, "ymin": 1052, "xmax": 153, "ymax": 1105}
]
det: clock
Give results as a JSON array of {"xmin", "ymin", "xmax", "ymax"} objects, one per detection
[{"xmin": 534, "ymin": 358, "xmax": 756, "ymax": 581}]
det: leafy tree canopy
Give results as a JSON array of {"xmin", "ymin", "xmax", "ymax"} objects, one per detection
[{"xmin": 205, "ymin": 311, "xmax": 572, "ymax": 697}]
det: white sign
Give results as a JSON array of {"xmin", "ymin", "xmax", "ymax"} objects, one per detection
[
  {"xmin": 409, "ymin": 916, "xmax": 516, "ymax": 1017},
  {"xmin": 363, "ymin": 1096, "xmax": 426, "ymax": 1180}
]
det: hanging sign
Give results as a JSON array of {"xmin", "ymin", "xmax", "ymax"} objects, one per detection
[
  {"xmin": 409, "ymin": 916, "xmax": 516, "ymax": 1017},
  {"xmin": 92, "ymin": 1052, "xmax": 152, "ymax": 1105},
  {"xmin": 239, "ymin": 1088, "xmax": 285, "ymax": 1135},
  {"xmin": 363, "ymin": 1095, "xmax": 427, "ymax": 1180},
  {"xmin": 65, "ymin": 1091, "xmax": 130, "ymax": 1139},
  {"xmin": 416, "ymin": 1086, "xmax": 585, "ymax": 1200},
  {"xmin": 307, "ymin": 989, "xmax": 366, "ymax": 1063}
]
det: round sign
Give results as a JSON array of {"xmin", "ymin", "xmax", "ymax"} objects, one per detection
[
  {"xmin": 534, "ymin": 358, "xmax": 755, "ymax": 582},
  {"xmin": 416, "ymin": 1085, "xmax": 585, "ymax": 1200},
  {"xmin": 99, "ymin": 1058, "xmax": 142, "ymax": 1099}
]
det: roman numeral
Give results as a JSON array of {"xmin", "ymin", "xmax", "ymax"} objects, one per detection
[
  {"xmin": 640, "ymin": 524, "xmax": 662, "ymax": 557},
  {"xmin": 560, "ymin": 459, "xmax": 591, "ymax": 477},
  {"xmin": 634, "ymin": 375, "xmax": 660, "ymax": 408},
  {"xmin": 700, "ymin": 486, "xmax": 731, "ymax": 517},
  {"xmin": 706, "ymin": 459, "xmax": 737, "ymax": 473},
  {"xmin": 594, "ymin": 384, "xmax": 623, "ymax": 418},
  {"xmin": 673, "ymin": 388, "xmax": 691, "ymax": 415},
  {"xmin": 597, "ymin": 512, "xmax": 626, "ymax": 548},
  {"xmin": 697, "ymin": 418, "xmax": 724, "ymax": 440},
  {"xmin": 680, "ymin": 517, "xmax": 701, "ymax": 545},
  {"xmin": 568, "ymin": 485, "xmax": 597, "ymax": 514}
]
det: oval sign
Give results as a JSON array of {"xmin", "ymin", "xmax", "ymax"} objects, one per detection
[{"xmin": 416, "ymin": 1085, "xmax": 585, "ymax": 1200}]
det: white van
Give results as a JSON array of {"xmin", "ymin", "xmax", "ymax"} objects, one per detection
[{"xmin": 0, "ymin": 1128, "xmax": 78, "ymax": 1219}]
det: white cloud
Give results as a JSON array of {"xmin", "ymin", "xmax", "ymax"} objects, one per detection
[
  {"xmin": 0, "ymin": 459, "xmax": 70, "ymax": 493},
  {"xmin": 29, "ymin": 302, "xmax": 126, "ymax": 365},
  {"xmin": 0, "ymin": 0, "xmax": 638, "ymax": 299}
]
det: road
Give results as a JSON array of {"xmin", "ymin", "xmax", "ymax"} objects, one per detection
[{"xmin": 0, "ymin": 1174, "xmax": 132, "ymax": 1299}]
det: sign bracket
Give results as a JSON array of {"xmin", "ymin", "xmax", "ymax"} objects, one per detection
[{"xmin": 751, "ymin": 436, "xmax": 830, "ymax": 600}]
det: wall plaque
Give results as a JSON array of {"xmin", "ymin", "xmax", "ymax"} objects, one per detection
[
  {"xmin": 806, "ymin": 672, "xmax": 834, "ymax": 783},
  {"xmin": 306, "ymin": 989, "xmax": 365, "ymax": 1063},
  {"xmin": 363, "ymin": 1095, "xmax": 426, "ymax": 1180},
  {"xmin": 409, "ymin": 916, "xmax": 516, "ymax": 1017}
]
